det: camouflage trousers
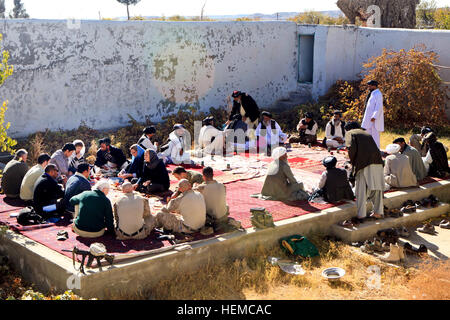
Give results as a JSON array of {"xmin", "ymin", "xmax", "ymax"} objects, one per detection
[
  {"xmin": 153, "ymin": 210, "xmax": 197, "ymax": 234},
  {"xmin": 115, "ymin": 216, "xmax": 155, "ymax": 240}
]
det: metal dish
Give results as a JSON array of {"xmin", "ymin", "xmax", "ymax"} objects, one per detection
[{"xmin": 321, "ymin": 267, "xmax": 345, "ymax": 280}]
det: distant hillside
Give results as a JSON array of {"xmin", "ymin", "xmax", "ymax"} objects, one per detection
[{"xmin": 117, "ymin": 10, "xmax": 344, "ymax": 21}]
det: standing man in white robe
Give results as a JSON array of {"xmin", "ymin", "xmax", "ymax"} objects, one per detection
[{"xmin": 361, "ymin": 80, "xmax": 384, "ymax": 149}]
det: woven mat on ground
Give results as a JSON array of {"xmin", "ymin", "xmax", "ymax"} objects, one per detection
[
  {"xmin": 226, "ymin": 179, "xmax": 344, "ymax": 229},
  {"xmin": 0, "ymin": 195, "xmax": 223, "ymax": 259}
]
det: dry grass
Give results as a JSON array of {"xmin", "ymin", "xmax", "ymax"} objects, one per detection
[
  {"xmin": 400, "ymin": 260, "xmax": 450, "ymax": 300},
  {"xmin": 143, "ymin": 236, "xmax": 446, "ymax": 300}
]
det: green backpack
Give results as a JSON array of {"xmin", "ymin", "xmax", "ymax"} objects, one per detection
[
  {"xmin": 279, "ymin": 235, "xmax": 319, "ymax": 258},
  {"xmin": 250, "ymin": 207, "xmax": 275, "ymax": 229}
]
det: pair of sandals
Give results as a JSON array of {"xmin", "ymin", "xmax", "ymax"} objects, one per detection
[
  {"xmin": 57, "ymin": 230, "xmax": 69, "ymax": 241},
  {"xmin": 384, "ymin": 206, "xmax": 404, "ymax": 218},
  {"xmin": 418, "ymin": 223, "xmax": 437, "ymax": 235},
  {"xmin": 439, "ymin": 219, "xmax": 450, "ymax": 229},
  {"xmin": 339, "ymin": 217, "xmax": 364, "ymax": 228},
  {"xmin": 420, "ymin": 195, "xmax": 439, "ymax": 209},
  {"xmin": 403, "ymin": 242, "xmax": 428, "ymax": 255}
]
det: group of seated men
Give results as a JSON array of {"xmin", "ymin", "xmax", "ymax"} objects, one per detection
[
  {"xmin": 70, "ymin": 166, "xmax": 229, "ymax": 240},
  {"xmin": 0, "ymin": 129, "xmax": 230, "ymax": 239},
  {"xmin": 1, "ymin": 88, "xmax": 449, "ymax": 239}
]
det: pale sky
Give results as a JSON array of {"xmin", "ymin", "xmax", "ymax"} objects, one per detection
[{"xmin": 3, "ymin": 0, "xmax": 450, "ymax": 20}]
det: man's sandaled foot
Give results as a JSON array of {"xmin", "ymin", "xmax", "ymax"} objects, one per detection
[{"xmin": 370, "ymin": 212, "xmax": 384, "ymax": 219}]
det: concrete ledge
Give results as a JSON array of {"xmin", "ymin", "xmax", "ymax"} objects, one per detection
[
  {"xmin": 0, "ymin": 180, "xmax": 449, "ymax": 299},
  {"xmin": 331, "ymin": 203, "xmax": 450, "ymax": 243}
]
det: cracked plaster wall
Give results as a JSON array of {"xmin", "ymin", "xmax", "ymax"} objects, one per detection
[{"xmin": 0, "ymin": 20, "xmax": 298, "ymax": 137}]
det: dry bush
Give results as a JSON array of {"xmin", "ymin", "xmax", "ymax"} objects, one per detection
[
  {"xmin": 27, "ymin": 132, "xmax": 45, "ymax": 164},
  {"xmin": 344, "ymin": 47, "xmax": 449, "ymax": 130}
]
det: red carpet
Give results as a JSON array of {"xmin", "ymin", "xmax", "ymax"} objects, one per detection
[
  {"xmin": 226, "ymin": 180, "xmax": 342, "ymax": 229},
  {"xmin": 0, "ymin": 178, "xmax": 342, "ymax": 259},
  {"xmin": 0, "ymin": 195, "xmax": 217, "ymax": 258}
]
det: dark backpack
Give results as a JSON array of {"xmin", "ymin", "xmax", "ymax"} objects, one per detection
[{"xmin": 17, "ymin": 207, "xmax": 44, "ymax": 226}]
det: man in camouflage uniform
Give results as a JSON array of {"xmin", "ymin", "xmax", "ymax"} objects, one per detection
[{"xmin": 154, "ymin": 179, "xmax": 206, "ymax": 233}]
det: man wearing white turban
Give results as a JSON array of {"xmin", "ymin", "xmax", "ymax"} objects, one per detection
[
  {"xmin": 260, "ymin": 147, "xmax": 309, "ymax": 201},
  {"xmin": 384, "ymin": 144, "xmax": 418, "ymax": 189}
]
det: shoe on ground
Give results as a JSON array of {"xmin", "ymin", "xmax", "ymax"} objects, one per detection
[
  {"xmin": 397, "ymin": 226, "xmax": 410, "ymax": 238},
  {"xmin": 339, "ymin": 220, "xmax": 354, "ymax": 228},
  {"xmin": 439, "ymin": 219, "xmax": 450, "ymax": 229},
  {"xmin": 381, "ymin": 241, "xmax": 391, "ymax": 252},
  {"xmin": 387, "ymin": 208, "xmax": 403, "ymax": 218},
  {"xmin": 360, "ymin": 240, "xmax": 374, "ymax": 253},
  {"xmin": 401, "ymin": 205, "xmax": 416, "ymax": 214},
  {"xmin": 428, "ymin": 194, "xmax": 439, "ymax": 207},
  {"xmin": 402, "ymin": 200, "xmax": 415, "ymax": 207},
  {"xmin": 417, "ymin": 223, "xmax": 436, "ymax": 235},
  {"xmin": 403, "ymin": 242, "xmax": 428, "ymax": 256},
  {"xmin": 380, "ymin": 244, "xmax": 402, "ymax": 263},
  {"xmin": 421, "ymin": 198, "xmax": 432, "ymax": 208}
]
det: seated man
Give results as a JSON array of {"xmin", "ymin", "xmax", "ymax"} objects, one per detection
[
  {"xmin": 159, "ymin": 124, "xmax": 191, "ymax": 165},
  {"xmin": 384, "ymin": 144, "xmax": 418, "ymax": 189},
  {"xmin": 135, "ymin": 149, "xmax": 170, "ymax": 194},
  {"xmin": 33, "ymin": 164, "xmax": 65, "ymax": 217},
  {"xmin": 113, "ymin": 182, "xmax": 153, "ymax": 240},
  {"xmin": 254, "ymin": 111, "xmax": 288, "ymax": 155},
  {"xmin": 422, "ymin": 132, "xmax": 450, "ymax": 178},
  {"xmin": 68, "ymin": 140, "xmax": 87, "ymax": 173},
  {"xmin": 70, "ymin": 180, "xmax": 114, "ymax": 238},
  {"xmin": 410, "ymin": 126, "xmax": 432, "ymax": 157},
  {"xmin": 154, "ymin": 179, "xmax": 206, "ymax": 234},
  {"xmin": 261, "ymin": 147, "xmax": 309, "ymax": 201},
  {"xmin": 289, "ymin": 112, "xmax": 318, "ymax": 145},
  {"xmin": 1, "ymin": 149, "xmax": 29, "ymax": 199},
  {"xmin": 94, "ymin": 138, "xmax": 128, "ymax": 173},
  {"xmin": 118, "ymin": 144, "xmax": 145, "ymax": 180},
  {"xmin": 64, "ymin": 163, "xmax": 92, "ymax": 214},
  {"xmin": 224, "ymin": 114, "xmax": 249, "ymax": 153},
  {"xmin": 20, "ymin": 153, "xmax": 51, "ymax": 203},
  {"xmin": 196, "ymin": 116, "xmax": 224, "ymax": 156},
  {"xmin": 324, "ymin": 110, "xmax": 346, "ymax": 149},
  {"xmin": 196, "ymin": 167, "xmax": 229, "ymax": 229},
  {"xmin": 138, "ymin": 126, "xmax": 158, "ymax": 152},
  {"xmin": 316, "ymin": 156, "xmax": 354, "ymax": 203},
  {"xmin": 50, "ymin": 143, "xmax": 76, "ymax": 182},
  {"xmin": 172, "ymin": 166, "xmax": 204, "ymax": 186},
  {"xmin": 393, "ymin": 137, "xmax": 427, "ymax": 181}
]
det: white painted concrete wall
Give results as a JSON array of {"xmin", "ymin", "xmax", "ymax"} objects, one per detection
[
  {"xmin": 298, "ymin": 25, "xmax": 450, "ymax": 117},
  {"xmin": 1, "ymin": 21, "xmax": 449, "ymax": 138},
  {"xmin": 0, "ymin": 20, "xmax": 298, "ymax": 137}
]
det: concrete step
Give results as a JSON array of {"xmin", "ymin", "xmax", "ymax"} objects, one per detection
[
  {"xmin": 331, "ymin": 202, "xmax": 450, "ymax": 243},
  {"xmin": 289, "ymin": 91, "xmax": 312, "ymax": 102}
]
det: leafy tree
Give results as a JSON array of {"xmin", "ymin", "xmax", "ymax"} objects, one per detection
[
  {"xmin": 344, "ymin": 47, "xmax": 448, "ymax": 130},
  {"xmin": 416, "ymin": 0, "xmax": 437, "ymax": 27},
  {"xmin": 289, "ymin": 11, "xmax": 349, "ymax": 25},
  {"xmin": 116, "ymin": 0, "xmax": 141, "ymax": 20},
  {"xmin": 0, "ymin": 34, "xmax": 17, "ymax": 154},
  {"xmin": 0, "ymin": 0, "xmax": 5, "ymax": 19},
  {"xmin": 434, "ymin": 7, "xmax": 450, "ymax": 29},
  {"xmin": 10, "ymin": 0, "xmax": 29, "ymax": 19}
]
